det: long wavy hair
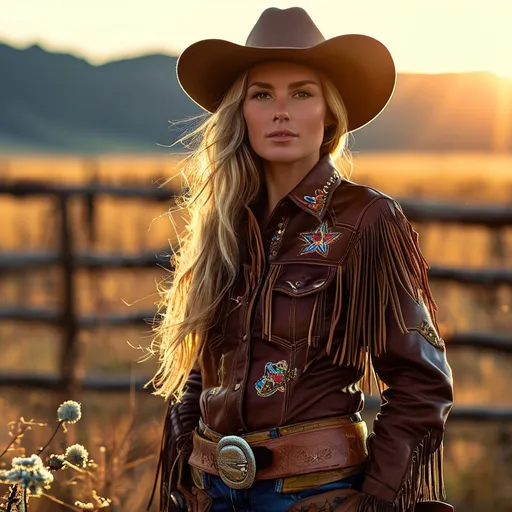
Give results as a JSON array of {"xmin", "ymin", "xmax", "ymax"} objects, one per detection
[{"xmin": 144, "ymin": 64, "xmax": 353, "ymax": 402}]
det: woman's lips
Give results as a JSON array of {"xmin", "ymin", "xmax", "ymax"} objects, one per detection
[
  {"xmin": 267, "ymin": 131, "xmax": 298, "ymax": 142},
  {"xmin": 268, "ymin": 135, "xmax": 297, "ymax": 142}
]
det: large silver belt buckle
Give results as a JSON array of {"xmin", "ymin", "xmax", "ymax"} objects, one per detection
[{"xmin": 216, "ymin": 435, "xmax": 256, "ymax": 489}]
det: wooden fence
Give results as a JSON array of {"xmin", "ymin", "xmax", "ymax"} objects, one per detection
[{"xmin": 0, "ymin": 180, "xmax": 512, "ymax": 421}]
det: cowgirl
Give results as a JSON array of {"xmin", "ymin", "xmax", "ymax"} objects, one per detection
[{"xmin": 147, "ymin": 7, "xmax": 454, "ymax": 512}]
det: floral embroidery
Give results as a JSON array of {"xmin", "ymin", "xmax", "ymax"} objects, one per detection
[
  {"xmin": 298, "ymin": 222, "xmax": 342, "ymax": 257},
  {"xmin": 409, "ymin": 320, "xmax": 446, "ymax": 351},
  {"xmin": 298, "ymin": 173, "xmax": 339, "ymax": 214},
  {"xmin": 268, "ymin": 216, "xmax": 288, "ymax": 261},
  {"xmin": 254, "ymin": 360, "xmax": 297, "ymax": 397},
  {"xmin": 420, "ymin": 321, "xmax": 445, "ymax": 350},
  {"xmin": 407, "ymin": 291, "xmax": 446, "ymax": 351}
]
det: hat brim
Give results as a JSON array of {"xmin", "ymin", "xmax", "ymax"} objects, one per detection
[{"xmin": 176, "ymin": 34, "xmax": 396, "ymax": 133}]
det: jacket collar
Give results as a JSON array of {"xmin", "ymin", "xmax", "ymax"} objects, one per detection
[{"xmin": 287, "ymin": 154, "xmax": 342, "ymax": 221}]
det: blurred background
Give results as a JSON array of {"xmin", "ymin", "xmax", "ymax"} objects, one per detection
[{"xmin": 1, "ymin": 1, "xmax": 512, "ymax": 510}]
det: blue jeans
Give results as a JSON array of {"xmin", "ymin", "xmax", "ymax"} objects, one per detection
[{"xmin": 200, "ymin": 471, "xmax": 364, "ymax": 512}]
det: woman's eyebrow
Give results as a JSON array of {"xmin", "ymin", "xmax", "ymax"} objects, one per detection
[{"xmin": 247, "ymin": 80, "xmax": 320, "ymax": 89}]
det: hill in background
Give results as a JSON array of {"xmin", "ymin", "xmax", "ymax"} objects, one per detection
[{"xmin": 1, "ymin": 42, "xmax": 511, "ymax": 154}]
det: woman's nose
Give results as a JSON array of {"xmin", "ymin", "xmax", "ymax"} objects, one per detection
[{"xmin": 273, "ymin": 110, "xmax": 290, "ymax": 121}]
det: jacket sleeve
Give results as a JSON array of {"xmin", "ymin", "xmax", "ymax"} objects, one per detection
[
  {"xmin": 347, "ymin": 197, "xmax": 454, "ymax": 511},
  {"xmin": 147, "ymin": 370, "xmax": 202, "ymax": 512}
]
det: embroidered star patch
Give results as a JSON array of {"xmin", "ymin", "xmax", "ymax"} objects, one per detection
[{"xmin": 298, "ymin": 222, "xmax": 342, "ymax": 257}]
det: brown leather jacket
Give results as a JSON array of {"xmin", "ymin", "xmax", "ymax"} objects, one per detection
[{"xmin": 153, "ymin": 154, "xmax": 454, "ymax": 511}]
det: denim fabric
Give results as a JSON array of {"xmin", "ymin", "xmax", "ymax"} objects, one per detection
[{"xmin": 201, "ymin": 472, "xmax": 364, "ymax": 512}]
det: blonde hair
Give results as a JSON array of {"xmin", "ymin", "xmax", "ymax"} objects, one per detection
[{"xmin": 144, "ymin": 65, "xmax": 353, "ymax": 402}]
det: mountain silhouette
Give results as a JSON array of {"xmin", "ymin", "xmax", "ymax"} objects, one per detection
[{"xmin": 1, "ymin": 42, "xmax": 511, "ymax": 153}]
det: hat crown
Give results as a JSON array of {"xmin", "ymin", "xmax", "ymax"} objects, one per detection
[{"xmin": 245, "ymin": 7, "xmax": 326, "ymax": 48}]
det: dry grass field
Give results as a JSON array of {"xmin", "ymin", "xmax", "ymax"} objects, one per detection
[{"xmin": 0, "ymin": 152, "xmax": 511, "ymax": 511}]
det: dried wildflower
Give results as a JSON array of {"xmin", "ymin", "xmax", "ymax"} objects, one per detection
[
  {"xmin": 12, "ymin": 454, "xmax": 43, "ymax": 470},
  {"xmin": 57, "ymin": 400, "xmax": 82, "ymax": 424},
  {"xmin": 75, "ymin": 490, "xmax": 111, "ymax": 509},
  {"xmin": 64, "ymin": 444, "xmax": 89, "ymax": 468},
  {"xmin": 74, "ymin": 502, "xmax": 94, "ymax": 510},
  {"xmin": 47, "ymin": 453, "xmax": 66, "ymax": 470},
  {"xmin": 1, "ymin": 464, "xmax": 54, "ymax": 495}
]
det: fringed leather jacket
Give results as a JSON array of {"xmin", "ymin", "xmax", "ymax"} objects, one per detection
[{"xmin": 150, "ymin": 154, "xmax": 454, "ymax": 512}]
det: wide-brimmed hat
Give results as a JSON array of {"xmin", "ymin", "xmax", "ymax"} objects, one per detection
[{"xmin": 176, "ymin": 7, "xmax": 396, "ymax": 133}]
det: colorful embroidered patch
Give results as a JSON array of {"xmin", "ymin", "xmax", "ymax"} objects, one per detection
[
  {"xmin": 298, "ymin": 222, "xmax": 342, "ymax": 257},
  {"xmin": 298, "ymin": 173, "xmax": 339, "ymax": 214},
  {"xmin": 268, "ymin": 216, "xmax": 289, "ymax": 261},
  {"xmin": 254, "ymin": 360, "xmax": 297, "ymax": 398}
]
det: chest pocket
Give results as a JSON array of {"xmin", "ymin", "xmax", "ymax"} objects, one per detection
[{"xmin": 257, "ymin": 264, "xmax": 337, "ymax": 345}]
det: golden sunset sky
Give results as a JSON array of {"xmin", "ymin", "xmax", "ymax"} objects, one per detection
[{"xmin": 2, "ymin": 0, "xmax": 512, "ymax": 77}]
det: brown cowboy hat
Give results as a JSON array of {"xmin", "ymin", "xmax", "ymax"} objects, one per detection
[{"xmin": 176, "ymin": 7, "xmax": 396, "ymax": 133}]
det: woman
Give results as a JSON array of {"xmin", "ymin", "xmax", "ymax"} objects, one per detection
[{"xmin": 146, "ymin": 7, "xmax": 454, "ymax": 512}]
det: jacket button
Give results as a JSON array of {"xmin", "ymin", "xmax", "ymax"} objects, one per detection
[
  {"xmin": 242, "ymin": 334, "xmax": 247, "ymax": 341},
  {"xmin": 295, "ymin": 281, "xmax": 303, "ymax": 288},
  {"xmin": 234, "ymin": 382, "xmax": 241, "ymax": 391}
]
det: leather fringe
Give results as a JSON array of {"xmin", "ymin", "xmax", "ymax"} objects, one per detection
[
  {"xmin": 398, "ymin": 430, "xmax": 445, "ymax": 511},
  {"xmin": 147, "ymin": 373, "xmax": 202, "ymax": 512},
  {"xmin": 252, "ymin": 199, "xmax": 437, "ymax": 400},
  {"xmin": 261, "ymin": 264, "xmax": 281, "ymax": 340},
  {"xmin": 147, "ymin": 399, "xmax": 173, "ymax": 511},
  {"xmin": 307, "ymin": 292, "xmax": 320, "ymax": 347},
  {"xmin": 328, "ymin": 199, "xmax": 438, "ymax": 396},
  {"xmin": 356, "ymin": 430, "xmax": 445, "ymax": 512},
  {"xmin": 246, "ymin": 205, "xmax": 265, "ymax": 290}
]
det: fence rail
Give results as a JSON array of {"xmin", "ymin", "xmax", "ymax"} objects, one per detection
[
  {"xmin": 2, "ymin": 180, "xmax": 512, "ymax": 224},
  {"xmin": 1, "ymin": 179, "xmax": 511, "ymax": 420}
]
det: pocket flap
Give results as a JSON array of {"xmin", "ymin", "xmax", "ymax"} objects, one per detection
[{"xmin": 272, "ymin": 265, "xmax": 336, "ymax": 297}]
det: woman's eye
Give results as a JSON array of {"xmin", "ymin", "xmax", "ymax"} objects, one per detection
[
  {"xmin": 250, "ymin": 90, "xmax": 312, "ymax": 100},
  {"xmin": 252, "ymin": 91, "xmax": 271, "ymax": 100}
]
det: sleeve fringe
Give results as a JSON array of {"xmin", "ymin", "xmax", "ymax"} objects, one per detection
[
  {"xmin": 325, "ymin": 198, "xmax": 438, "ymax": 396},
  {"xmin": 147, "ymin": 382, "xmax": 200, "ymax": 511},
  {"xmin": 147, "ymin": 400, "xmax": 172, "ymax": 511},
  {"xmin": 356, "ymin": 430, "xmax": 445, "ymax": 512}
]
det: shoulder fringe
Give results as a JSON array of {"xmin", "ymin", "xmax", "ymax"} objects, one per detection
[
  {"xmin": 324, "ymin": 198, "xmax": 439, "ymax": 395},
  {"xmin": 250, "ymin": 197, "xmax": 439, "ymax": 398},
  {"xmin": 356, "ymin": 430, "xmax": 445, "ymax": 512}
]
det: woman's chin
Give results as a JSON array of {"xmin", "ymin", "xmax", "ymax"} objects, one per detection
[{"xmin": 258, "ymin": 148, "xmax": 308, "ymax": 164}]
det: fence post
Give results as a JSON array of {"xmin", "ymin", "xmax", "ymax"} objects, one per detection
[{"xmin": 57, "ymin": 193, "xmax": 82, "ymax": 398}]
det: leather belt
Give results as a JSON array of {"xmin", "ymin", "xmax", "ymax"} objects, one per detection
[{"xmin": 188, "ymin": 415, "xmax": 368, "ymax": 490}]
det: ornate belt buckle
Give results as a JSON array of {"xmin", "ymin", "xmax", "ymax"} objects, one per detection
[{"xmin": 216, "ymin": 435, "xmax": 256, "ymax": 489}]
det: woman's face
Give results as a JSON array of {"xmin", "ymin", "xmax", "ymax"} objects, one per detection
[{"xmin": 243, "ymin": 61, "xmax": 331, "ymax": 165}]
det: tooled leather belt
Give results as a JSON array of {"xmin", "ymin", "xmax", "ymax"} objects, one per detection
[{"xmin": 188, "ymin": 414, "xmax": 368, "ymax": 490}]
